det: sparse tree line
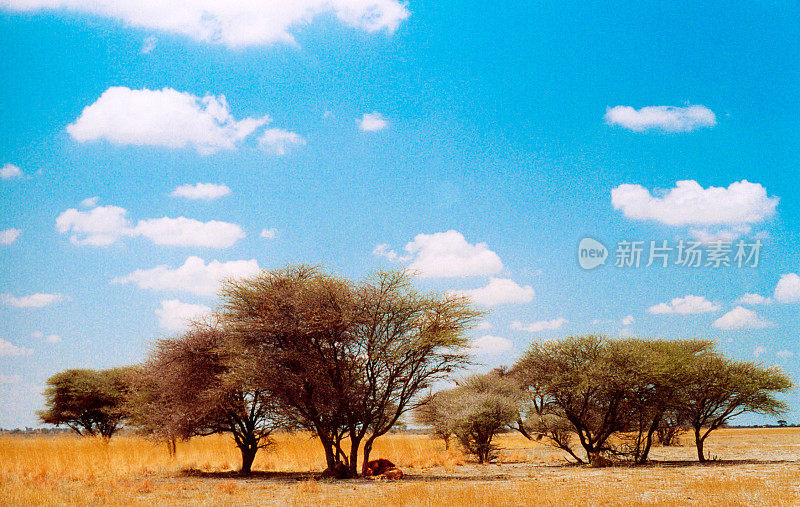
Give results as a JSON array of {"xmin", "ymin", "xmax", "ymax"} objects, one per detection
[
  {"xmin": 416, "ymin": 336, "xmax": 793, "ymax": 465},
  {"xmin": 38, "ymin": 266, "xmax": 793, "ymax": 475}
]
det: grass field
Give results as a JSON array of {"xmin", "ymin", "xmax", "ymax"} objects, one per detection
[{"xmin": 1, "ymin": 428, "xmax": 799, "ymax": 505}]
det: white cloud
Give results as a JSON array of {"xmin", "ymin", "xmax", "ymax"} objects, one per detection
[
  {"xmin": 460, "ymin": 278, "xmax": 535, "ymax": 307},
  {"xmin": 604, "ymin": 105, "xmax": 716, "ymax": 132},
  {"xmin": 0, "ymin": 229, "xmax": 20, "ymax": 245},
  {"xmin": 5, "ymin": 0, "xmax": 410, "ymax": 47},
  {"xmin": 0, "ymin": 339, "xmax": 32, "ymax": 357},
  {"xmin": 132, "ymin": 217, "xmax": 244, "ymax": 248},
  {"xmin": 32, "ymin": 331, "xmax": 62, "ymax": 343},
  {"xmin": 713, "ymin": 306, "xmax": 772, "ymax": 330},
  {"xmin": 170, "ymin": 183, "xmax": 231, "ymax": 200},
  {"xmin": 373, "ymin": 243, "xmax": 401, "ymax": 262},
  {"xmin": 470, "ymin": 335, "xmax": 512, "ymax": 356},
  {"xmin": 1, "ymin": 163, "xmax": 22, "ymax": 179},
  {"xmin": 2, "ymin": 293, "xmax": 63, "ymax": 308},
  {"xmin": 141, "ymin": 35, "xmax": 157, "ymax": 54},
  {"xmin": 648, "ymin": 295, "xmax": 720, "ymax": 315},
  {"xmin": 774, "ymin": 273, "xmax": 800, "ymax": 304},
  {"xmin": 689, "ymin": 226, "xmax": 751, "ymax": 244},
  {"xmin": 113, "ymin": 256, "xmax": 261, "ymax": 296},
  {"xmin": 776, "ymin": 350, "xmax": 794, "ymax": 359},
  {"xmin": 56, "ymin": 204, "xmax": 244, "ymax": 248},
  {"xmin": 612, "ymin": 180, "xmax": 778, "ymax": 226},
  {"xmin": 258, "ymin": 128, "xmax": 305, "ymax": 155},
  {"xmin": 511, "ymin": 318, "xmax": 568, "ymax": 332},
  {"xmin": 79, "ymin": 196, "xmax": 99, "ymax": 208},
  {"xmin": 0, "ymin": 374, "xmax": 22, "ymax": 384},
  {"xmin": 621, "ymin": 315, "xmax": 635, "ymax": 326},
  {"xmin": 404, "ymin": 230, "xmax": 503, "ymax": 278},
  {"xmin": 156, "ymin": 299, "xmax": 211, "ymax": 331},
  {"xmin": 736, "ymin": 293, "xmax": 773, "ymax": 306},
  {"xmin": 67, "ymin": 87, "xmax": 268, "ymax": 154},
  {"xmin": 753, "ymin": 345, "xmax": 767, "ymax": 358},
  {"xmin": 358, "ymin": 112, "xmax": 388, "ymax": 132},
  {"xmin": 260, "ymin": 228, "xmax": 278, "ymax": 239},
  {"xmin": 55, "ymin": 205, "xmax": 131, "ymax": 246}
]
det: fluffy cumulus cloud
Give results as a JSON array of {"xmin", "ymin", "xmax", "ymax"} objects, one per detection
[
  {"xmin": 774, "ymin": 273, "xmax": 800, "ymax": 304},
  {"xmin": 0, "ymin": 229, "xmax": 20, "ymax": 245},
  {"xmin": 648, "ymin": 295, "xmax": 720, "ymax": 315},
  {"xmin": 67, "ymin": 87, "xmax": 269, "ymax": 154},
  {"xmin": 604, "ymin": 105, "xmax": 716, "ymax": 132},
  {"xmin": 358, "ymin": 112, "xmax": 389, "ymax": 132},
  {"xmin": 402, "ymin": 230, "xmax": 503, "ymax": 278},
  {"xmin": 56, "ymin": 205, "xmax": 132, "ymax": 246},
  {"xmin": 736, "ymin": 293, "xmax": 773, "ymax": 306},
  {"xmin": 258, "ymin": 128, "xmax": 305, "ymax": 155},
  {"xmin": 611, "ymin": 180, "xmax": 778, "ymax": 228},
  {"xmin": 113, "ymin": 256, "xmax": 261, "ymax": 296},
  {"xmin": 0, "ymin": 339, "xmax": 32, "ymax": 356},
  {"xmin": 621, "ymin": 315, "xmax": 635, "ymax": 326},
  {"xmin": 4, "ymin": 0, "xmax": 409, "ymax": 47},
  {"xmin": 155, "ymin": 299, "xmax": 211, "ymax": 331},
  {"xmin": 1, "ymin": 163, "xmax": 22, "ymax": 179},
  {"xmin": 470, "ymin": 335, "xmax": 512, "ymax": 356},
  {"xmin": 459, "ymin": 278, "xmax": 535, "ymax": 307},
  {"xmin": 511, "ymin": 318, "xmax": 567, "ymax": 332},
  {"xmin": 713, "ymin": 306, "xmax": 772, "ymax": 330},
  {"xmin": 170, "ymin": 183, "xmax": 231, "ymax": 200},
  {"xmin": 132, "ymin": 217, "xmax": 245, "ymax": 248},
  {"xmin": 2, "ymin": 293, "xmax": 63, "ymax": 308},
  {"xmin": 56, "ymin": 204, "xmax": 245, "ymax": 248}
]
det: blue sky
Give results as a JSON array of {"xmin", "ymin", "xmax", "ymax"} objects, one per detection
[{"xmin": 1, "ymin": 1, "xmax": 799, "ymax": 428}]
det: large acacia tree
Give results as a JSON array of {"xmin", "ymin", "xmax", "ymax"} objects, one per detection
[
  {"xmin": 220, "ymin": 266, "xmax": 480, "ymax": 478},
  {"xmin": 129, "ymin": 324, "xmax": 286, "ymax": 474}
]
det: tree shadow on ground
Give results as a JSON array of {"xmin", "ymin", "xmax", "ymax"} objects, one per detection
[
  {"xmin": 179, "ymin": 469, "xmax": 515, "ymax": 483},
  {"xmin": 179, "ymin": 458, "xmax": 799, "ymax": 483}
]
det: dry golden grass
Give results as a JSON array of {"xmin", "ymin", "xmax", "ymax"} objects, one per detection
[{"xmin": 1, "ymin": 428, "xmax": 799, "ymax": 506}]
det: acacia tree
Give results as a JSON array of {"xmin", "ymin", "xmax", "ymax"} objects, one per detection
[
  {"xmin": 220, "ymin": 266, "xmax": 479, "ymax": 478},
  {"xmin": 129, "ymin": 324, "xmax": 285, "ymax": 474},
  {"xmin": 677, "ymin": 355, "xmax": 792, "ymax": 462},
  {"xmin": 615, "ymin": 339, "xmax": 714, "ymax": 463},
  {"xmin": 513, "ymin": 335, "xmax": 645, "ymax": 464},
  {"xmin": 416, "ymin": 373, "xmax": 518, "ymax": 463},
  {"xmin": 38, "ymin": 367, "xmax": 130, "ymax": 438}
]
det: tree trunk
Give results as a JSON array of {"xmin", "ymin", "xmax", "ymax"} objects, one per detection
[
  {"xmin": 695, "ymin": 427, "xmax": 706, "ymax": 462},
  {"xmin": 363, "ymin": 437, "xmax": 375, "ymax": 473},
  {"xmin": 638, "ymin": 415, "xmax": 661, "ymax": 464},
  {"xmin": 347, "ymin": 437, "xmax": 361, "ymax": 478},
  {"xmin": 167, "ymin": 436, "xmax": 177, "ymax": 458},
  {"xmin": 239, "ymin": 442, "xmax": 258, "ymax": 475}
]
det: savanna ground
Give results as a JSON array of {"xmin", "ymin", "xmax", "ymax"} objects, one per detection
[{"xmin": 1, "ymin": 428, "xmax": 799, "ymax": 506}]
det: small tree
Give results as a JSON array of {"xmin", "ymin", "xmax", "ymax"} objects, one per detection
[
  {"xmin": 130, "ymin": 324, "xmax": 286, "ymax": 474},
  {"xmin": 677, "ymin": 355, "xmax": 792, "ymax": 462},
  {"xmin": 416, "ymin": 373, "xmax": 518, "ymax": 463},
  {"xmin": 220, "ymin": 267, "xmax": 480, "ymax": 478},
  {"xmin": 38, "ymin": 367, "xmax": 130, "ymax": 438}
]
